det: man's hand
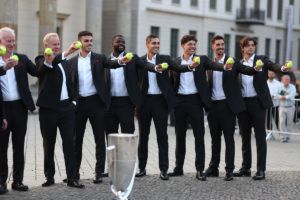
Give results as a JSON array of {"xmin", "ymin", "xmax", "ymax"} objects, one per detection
[
  {"xmin": 64, "ymin": 41, "xmax": 80, "ymax": 57},
  {"xmin": 3, "ymin": 57, "xmax": 16, "ymax": 71},
  {"xmin": 155, "ymin": 64, "xmax": 165, "ymax": 73},
  {"xmin": 224, "ymin": 63, "xmax": 233, "ymax": 70},
  {"xmin": 2, "ymin": 119, "xmax": 7, "ymax": 130},
  {"xmin": 279, "ymin": 96, "xmax": 286, "ymax": 100}
]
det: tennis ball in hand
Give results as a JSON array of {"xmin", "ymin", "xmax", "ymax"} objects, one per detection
[
  {"xmin": 75, "ymin": 41, "xmax": 82, "ymax": 49},
  {"xmin": 0, "ymin": 45, "xmax": 7, "ymax": 56},
  {"xmin": 256, "ymin": 59, "xmax": 264, "ymax": 69},
  {"xmin": 125, "ymin": 52, "xmax": 134, "ymax": 61},
  {"xmin": 44, "ymin": 48, "xmax": 53, "ymax": 56},
  {"xmin": 226, "ymin": 57, "xmax": 235, "ymax": 65},
  {"xmin": 193, "ymin": 56, "xmax": 200, "ymax": 64},
  {"xmin": 161, "ymin": 62, "xmax": 169, "ymax": 70},
  {"xmin": 12, "ymin": 55, "xmax": 19, "ymax": 62},
  {"xmin": 286, "ymin": 61, "xmax": 293, "ymax": 68}
]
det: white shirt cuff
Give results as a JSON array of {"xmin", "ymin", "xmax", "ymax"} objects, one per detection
[{"xmin": 44, "ymin": 61, "xmax": 53, "ymax": 68}]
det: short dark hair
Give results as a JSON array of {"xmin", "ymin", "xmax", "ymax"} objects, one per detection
[
  {"xmin": 180, "ymin": 35, "xmax": 198, "ymax": 45},
  {"xmin": 240, "ymin": 36, "xmax": 257, "ymax": 49},
  {"xmin": 146, "ymin": 34, "xmax": 159, "ymax": 44},
  {"xmin": 112, "ymin": 34, "xmax": 124, "ymax": 43},
  {"xmin": 78, "ymin": 31, "xmax": 93, "ymax": 40},
  {"xmin": 211, "ymin": 35, "xmax": 224, "ymax": 44}
]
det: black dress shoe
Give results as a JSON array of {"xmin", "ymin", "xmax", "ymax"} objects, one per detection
[
  {"xmin": 224, "ymin": 172, "xmax": 234, "ymax": 181},
  {"xmin": 233, "ymin": 168, "xmax": 251, "ymax": 177},
  {"xmin": 168, "ymin": 169, "xmax": 184, "ymax": 177},
  {"xmin": 196, "ymin": 171, "xmax": 207, "ymax": 181},
  {"xmin": 11, "ymin": 182, "xmax": 29, "ymax": 191},
  {"xmin": 252, "ymin": 171, "xmax": 265, "ymax": 180},
  {"xmin": 62, "ymin": 178, "xmax": 67, "ymax": 183},
  {"xmin": 135, "ymin": 169, "xmax": 146, "ymax": 177},
  {"xmin": 0, "ymin": 183, "xmax": 8, "ymax": 195},
  {"xmin": 42, "ymin": 179, "xmax": 55, "ymax": 187},
  {"xmin": 67, "ymin": 180, "xmax": 85, "ymax": 188},
  {"xmin": 93, "ymin": 175, "xmax": 103, "ymax": 184},
  {"xmin": 203, "ymin": 167, "xmax": 219, "ymax": 177},
  {"xmin": 159, "ymin": 171, "xmax": 169, "ymax": 180},
  {"xmin": 102, "ymin": 172, "xmax": 109, "ymax": 177}
]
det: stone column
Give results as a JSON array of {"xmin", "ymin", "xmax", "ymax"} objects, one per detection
[
  {"xmin": 38, "ymin": 0, "xmax": 57, "ymax": 53},
  {"xmin": 116, "ymin": 0, "xmax": 132, "ymax": 51},
  {"xmin": 0, "ymin": 0, "xmax": 18, "ymax": 33},
  {"xmin": 86, "ymin": 0, "xmax": 102, "ymax": 53}
]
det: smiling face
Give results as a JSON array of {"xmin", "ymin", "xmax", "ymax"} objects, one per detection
[
  {"xmin": 212, "ymin": 39, "xmax": 225, "ymax": 57},
  {"xmin": 181, "ymin": 40, "xmax": 197, "ymax": 56},
  {"xmin": 79, "ymin": 35, "xmax": 93, "ymax": 53},
  {"xmin": 146, "ymin": 37, "xmax": 160, "ymax": 55},
  {"xmin": 112, "ymin": 36, "xmax": 125, "ymax": 54},
  {"xmin": 0, "ymin": 31, "xmax": 16, "ymax": 55},
  {"xmin": 45, "ymin": 35, "xmax": 61, "ymax": 55}
]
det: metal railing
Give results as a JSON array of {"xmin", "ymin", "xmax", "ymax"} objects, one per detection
[{"xmin": 236, "ymin": 8, "xmax": 265, "ymax": 25}]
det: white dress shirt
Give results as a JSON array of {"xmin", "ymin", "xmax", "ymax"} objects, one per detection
[
  {"xmin": 78, "ymin": 52, "xmax": 97, "ymax": 97},
  {"xmin": 267, "ymin": 78, "xmax": 281, "ymax": 107},
  {"xmin": 211, "ymin": 54, "xmax": 226, "ymax": 100},
  {"xmin": 0, "ymin": 57, "xmax": 21, "ymax": 101},
  {"xmin": 44, "ymin": 57, "xmax": 69, "ymax": 100},
  {"xmin": 110, "ymin": 52, "xmax": 129, "ymax": 97},
  {"xmin": 147, "ymin": 54, "xmax": 161, "ymax": 94},
  {"xmin": 241, "ymin": 54, "xmax": 257, "ymax": 97},
  {"xmin": 178, "ymin": 54, "xmax": 198, "ymax": 95}
]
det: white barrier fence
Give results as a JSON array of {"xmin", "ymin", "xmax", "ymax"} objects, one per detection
[{"xmin": 266, "ymin": 98, "xmax": 300, "ymax": 140}]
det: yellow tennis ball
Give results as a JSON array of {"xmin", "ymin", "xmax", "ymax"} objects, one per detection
[
  {"xmin": 75, "ymin": 41, "xmax": 82, "ymax": 49},
  {"xmin": 193, "ymin": 56, "xmax": 200, "ymax": 64},
  {"xmin": 0, "ymin": 45, "xmax": 7, "ymax": 56},
  {"xmin": 161, "ymin": 62, "xmax": 169, "ymax": 69},
  {"xmin": 226, "ymin": 57, "xmax": 235, "ymax": 65},
  {"xmin": 286, "ymin": 61, "xmax": 293, "ymax": 68},
  {"xmin": 256, "ymin": 59, "xmax": 264, "ymax": 69},
  {"xmin": 44, "ymin": 48, "xmax": 53, "ymax": 56},
  {"xmin": 125, "ymin": 52, "xmax": 133, "ymax": 61},
  {"xmin": 12, "ymin": 55, "xmax": 19, "ymax": 62}
]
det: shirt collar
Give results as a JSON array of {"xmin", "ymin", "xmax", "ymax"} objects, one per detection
[
  {"xmin": 181, "ymin": 54, "xmax": 194, "ymax": 62},
  {"xmin": 111, "ymin": 52, "xmax": 124, "ymax": 59},
  {"xmin": 215, "ymin": 54, "xmax": 225, "ymax": 63},
  {"xmin": 243, "ymin": 54, "xmax": 255, "ymax": 63},
  {"xmin": 147, "ymin": 54, "xmax": 157, "ymax": 62},
  {"xmin": 79, "ymin": 51, "xmax": 91, "ymax": 59}
]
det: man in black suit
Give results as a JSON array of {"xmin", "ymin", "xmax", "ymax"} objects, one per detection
[
  {"xmin": 136, "ymin": 34, "xmax": 197, "ymax": 180},
  {"xmin": 69, "ymin": 31, "xmax": 123, "ymax": 184},
  {"xmin": 105, "ymin": 35, "xmax": 159, "ymax": 135},
  {"xmin": 234, "ymin": 36, "xmax": 290, "ymax": 180},
  {"xmin": 0, "ymin": 27, "xmax": 36, "ymax": 194},
  {"xmin": 35, "ymin": 33, "xmax": 84, "ymax": 188},
  {"xmin": 204, "ymin": 35, "xmax": 258, "ymax": 181},
  {"xmin": 169, "ymin": 35, "xmax": 233, "ymax": 181}
]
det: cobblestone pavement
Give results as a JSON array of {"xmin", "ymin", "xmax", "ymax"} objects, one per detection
[{"xmin": 1, "ymin": 172, "xmax": 300, "ymax": 200}]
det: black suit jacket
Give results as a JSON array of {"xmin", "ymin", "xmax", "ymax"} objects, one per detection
[
  {"xmin": 106, "ymin": 53, "xmax": 156, "ymax": 107},
  {"xmin": 173, "ymin": 54, "xmax": 224, "ymax": 110},
  {"xmin": 242, "ymin": 55, "xmax": 284, "ymax": 109},
  {"xmin": 69, "ymin": 52, "xmax": 121, "ymax": 109},
  {"xmin": 35, "ymin": 54, "xmax": 74, "ymax": 110},
  {"xmin": 0, "ymin": 53, "xmax": 36, "ymax": 112},
  {"xmin": 207, "ymin": 56, "xmax": 257, "ymax": 114},
  {"xmin": 139, "ymin": 54, "xmax": 191, "ymax": 111}
]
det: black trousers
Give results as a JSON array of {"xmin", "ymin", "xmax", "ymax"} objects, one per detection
[
  {"xmin": 39, "ymin": 100, "xmax": 76, "ymax": 181},
  {"xmin": 266, "ymin": 106, "xmax": 279, "ymax": 130},
  {"xmin": 0, "ymin": 100, "xmax": 28, "ymax": 184},
  {"xmin": 237, "ymin": 97, "xmax": 267, "ymax": 172},
  {"xmin": 137, "ymin": 95, "xmax": 169, "ymax": 172},
  {"xmin": 105, "ymin": 97, "xmax": 135, "ymax": 134},
  {"xmin": 174, "ymin": 94, "xmax": 205, "ymax": 171},
  {"xmin": 74, "ymin": 95, "xmax": 106, "ymax": 179},
  {"xmin": 207, "ymin": 100, "xmax": 235, "ymax": 172}
]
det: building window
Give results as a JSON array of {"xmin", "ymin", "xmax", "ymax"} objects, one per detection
[
  {"xmin": 189, "ymin": 30, "xmax": 197, "ymax": 37},
  {"xmin": 240, "ymin": 0, "xmax": 246, "ymax": 10},
  {"xmin": 265, "ymin": 38, "xmax": 271, "ymax": 58},
  {"xmin": 267, "ymin": 0, "xmax": 272, "ymax": 19},
  {"xmin": 290, "ymin": 0, "xmax": 294, "ymax": 5},
  {"xmin": 150, "ymin": 26, "xmax": 160, "ymax": 37},
  {"xmin": 277, "ymin": 0, "xmax": 283, "ymax": 21},
  {"xmin": 172, "ymin": 0, "xmax": 180, "ymax": 4},
  {"xmin": 170, "ymin": 29, "xmax": 179, "ymax": 58},
  {"xmin": 254, "ymin": 0, "xmax": 260, "ymax": 10},
  {"xmin": 210, "ymin": 0, "xmax": 216, "ymax": 10},
  {"xmin": 208, "ymin": 32, "xmax": 215, "ymax": 59},
  {"xmin": 275, "ymin": 40, "xmax": 281, "ymax": 63},
  {"xmin": 224, "ymin": 34, "xmax": 231, "ymax": 56},
  {"xmin": 191, "ymin": 0, "xmax": 198, "ymax": 7},
  {"xmin": 225, "ymin": 0, "xmax": 232, "ymax": 12}
]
